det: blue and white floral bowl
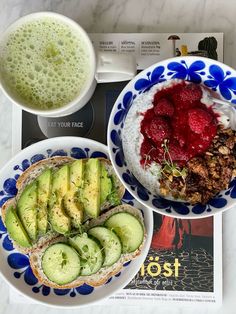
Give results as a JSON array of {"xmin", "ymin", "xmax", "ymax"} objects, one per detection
[
  {"xmin": 107, "ymin": 56, "xmax": 236, "ymax": 218},
  {"xmin": 0, "ymin": 137, "xmax": 153, "ymax": 308}
]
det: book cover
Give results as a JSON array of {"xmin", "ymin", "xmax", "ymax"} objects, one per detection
[{"xmin": 107, "ymin": 212, "xmax": 222, "ymax": 305}]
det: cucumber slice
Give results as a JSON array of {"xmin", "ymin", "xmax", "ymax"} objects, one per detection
[
  {"xmin": 42, "ymin": 243, "xmax": 80, "ymax": 285},
  {"xmin": 69, "ymin": 234, "xmax": 103, "ymax": 276},
  {"xmin": 105, "ymin": 212, "xmax": 144, "ymax": 253},
  {"xmin": 88, "ymin": 226, "xmax": 122, "ymax": 267}
]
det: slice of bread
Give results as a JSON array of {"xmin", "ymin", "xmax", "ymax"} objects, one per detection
[
  {"xmin": 15, "ymin": 156, "xmax": 73, "ymax": 196},
  {"xmin": 29, "ymin": 204, "xmax": 146, "ymax": 289},
  {"xmin": 1, "ymin": 156, "xmax": 125, "ymax": 254},
  {"xmin": 15, "ymin": 156, "xmax": 124, "ymax": 201}
]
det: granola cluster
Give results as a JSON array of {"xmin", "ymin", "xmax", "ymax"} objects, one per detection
[{"xmin": 159, "ymin": 125, "xmax": 236, "ymax": 204}]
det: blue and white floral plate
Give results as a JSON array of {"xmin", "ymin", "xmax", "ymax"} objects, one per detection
[
  {"xmin": 108, "ymin": 56, "xmax": 236, "ymax": 218},
  {"xmin": 0, "ymin": 137, "xmax": 153, "ymax": 308}
]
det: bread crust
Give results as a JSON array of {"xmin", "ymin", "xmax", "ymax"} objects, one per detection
[{"xmin": 16, "ymin": 156, "xmax": 75, "ymax": 195}]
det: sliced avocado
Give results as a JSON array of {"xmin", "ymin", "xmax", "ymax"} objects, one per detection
[
  {"xmin": 81, "ymin": 159, "xmax": 101, "ymax": 218},
  {"xmin": 49, "ymin": 201, "xmax": 71, "ymax": 234},
  {"xmin": 70, "ymin": 159, "xmax": 84, "ymax": 192},
  {"xmin": 17, "ymin": 182, "xmax": 38, "ymax": 241},
  {"xmin": 64, "ymin": 191, "xmax": 83, "ymax": 228},
  {"xmin": 49, "ymin": 165, "xmax": 71, "ymax": 234},
  {"xmin": 100, "ymin": 163, "xmax": 112, "ymax": 205},
  {"xmin": 37, "ymin": 169, "xmax": 52, "ymax": 235},
  {"xmin": 64, "ymin": 160, "xmax": 84, "ymax": 228},
  {"xmin": 5, "ymin": 205, "xmax": 31, "ymax": 248},
  {"xmin": 50, "ymin": 165, "xmax": 69, "ymax": 205},
  {"xmin": 107, "ymin": 175, "xmax": 122, "ymax": 206}
]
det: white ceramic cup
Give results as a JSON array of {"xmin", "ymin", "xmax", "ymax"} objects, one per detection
[{"xmin": 0, "ymin": 12, "xmax": 137, "ymax": 117}]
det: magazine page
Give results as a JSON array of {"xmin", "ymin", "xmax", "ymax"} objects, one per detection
[
  {"xmin": 106, "ymin": 213, "xmax": 222, "ymax": 305},
  {"xmin": 89, "ymin": 33, "xmax": 224, "ymax": 69}
]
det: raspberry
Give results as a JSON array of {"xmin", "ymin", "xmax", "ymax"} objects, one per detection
[
  {"xmin": 188, "ymin": 108, "xmax": 213, "ymax": 134},
  {"xmin": 168, "ymin": 141, "xmax": 189, "ymax": 162},
  {"xmin": 142, "ymin": 116, "xmax": 171, "ymax": 144},
  {"xmin": 172, "ymin": 83, "xmax": 203, "ymax": 110},
  {"xmin": 179, "ymin": 83, "xmax": 202, "ymax": 103},
  {"xmin": 174, "ymin": 132, "xmax": 186, "ymax": 147},
  {"xmin": 154, "ymin": 98, "xmax": 174, "ymax": 117}
]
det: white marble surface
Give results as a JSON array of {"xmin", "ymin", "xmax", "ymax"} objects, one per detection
[{"xmin": 1, "ymin": 0, "xmax": 236, "ymax": 313}]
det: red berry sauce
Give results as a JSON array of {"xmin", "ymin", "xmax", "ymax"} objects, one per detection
[{"xmin": 140, "ymin": 81, "xmax": 218, "ymax": 167}]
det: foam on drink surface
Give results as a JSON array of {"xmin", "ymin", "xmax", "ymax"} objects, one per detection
[{"xmin": 0, "ymin": 17, "xmax": 90, "ymax": 110}]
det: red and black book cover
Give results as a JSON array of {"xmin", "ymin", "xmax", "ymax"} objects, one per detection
[{"xmin": 125, "ymin": 213, "xmax": 213, "ymax": 292}]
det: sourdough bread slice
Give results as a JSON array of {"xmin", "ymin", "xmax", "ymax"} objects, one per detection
[
  {"xmin": 15, "ymin": 156, "xmax": 124, "ymax": 203},
  {"xmin": 1, "ymin": 156, "xmax": 125, "ymax": 254},
  {"xmin": 16, "ymin": 156, "xmax": 75, "ymax": 196},
  {"xmin": 29, "ymin": 204, "xmax": 146, "ymax": 289}
]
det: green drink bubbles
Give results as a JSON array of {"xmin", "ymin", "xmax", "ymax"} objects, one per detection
[{"xmin": 0, "ymin": 17, "xmax": 90, "ymax": 110}]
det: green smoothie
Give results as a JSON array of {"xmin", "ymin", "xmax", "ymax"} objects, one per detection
[{"xmin": 0, "ymin": 17, "xmax": 90, "ymax": 110}]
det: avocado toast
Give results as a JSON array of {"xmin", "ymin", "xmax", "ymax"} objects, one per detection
[
  {"xmin": 1, "ymin": 156, "xmax": 146, "ymax": 288},
  {"xmin": 1, "ymin": 156, "xmax": 124, "ymax": 252}
]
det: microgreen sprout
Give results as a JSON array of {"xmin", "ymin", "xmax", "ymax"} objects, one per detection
[
  {"xmin": 145, "ymin": 139, "xmax": 187, "ymax": 182},
  {"xmin": 161, "ymin": 139, "xmax": 187, "ymax": 181},
  {"xmin": 143, "ymin": 147, "xmax": 156, "ymax": 170}
]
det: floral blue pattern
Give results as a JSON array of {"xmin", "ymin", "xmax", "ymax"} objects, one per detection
[
  {"xmin": 43, "ymin": 283, "xmax": 94, "ymax": 297},
  {"xmin": 0, "ymin": 216, "xmax": 14, "ymax": 251},
  {"xmin": 108, "ymin": 56, "xmax": 236, "ymax": 217},
  {"xmin": 8, "ymin": 253, "xmax": 38, "ymax": 285},
  {"xmin": 114, "ymin": 91, "xmax": 133, "ymax": 126},
  {"xmin": 0, "ymin": 146, "xmax": 136, "ymax": 300},
  {"xmin": 167, "ymin": 60, "xmax": 205, "ymax": 83},
  {"xmin": 152, "ymin": 196, "xmax": 190, "ymax": 215},
  {"xmin": 122, "ymin": 171, "xmax": 149, "ymax": 201},
  {"xmin": 225, "ymin": 178, "xmax": 236, "ymax": 198},
  {"xmin": 135, "ymin": 66, "xmax": 165, "ymax": 92},
  {"xmin": 122, "ymin": 190, "xmax": 135, "ymax": 206},
  {"xmin": 0, "ymin": 177, "xmax": 17, "ymax": 207},
  {"xmin": 204, "ymin": 65, "xmax": 236, "ymax": 100},
  {"xmin": 32, "ymin": 284, "xmax": 95, "ymax": 297},
  {"xmin": 191, "ymin": 196, "xmax": 227, "ymax": 214},
  {"xmin": 111, "ymin": 129, "xmax": 125, "ymax": 167}
]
